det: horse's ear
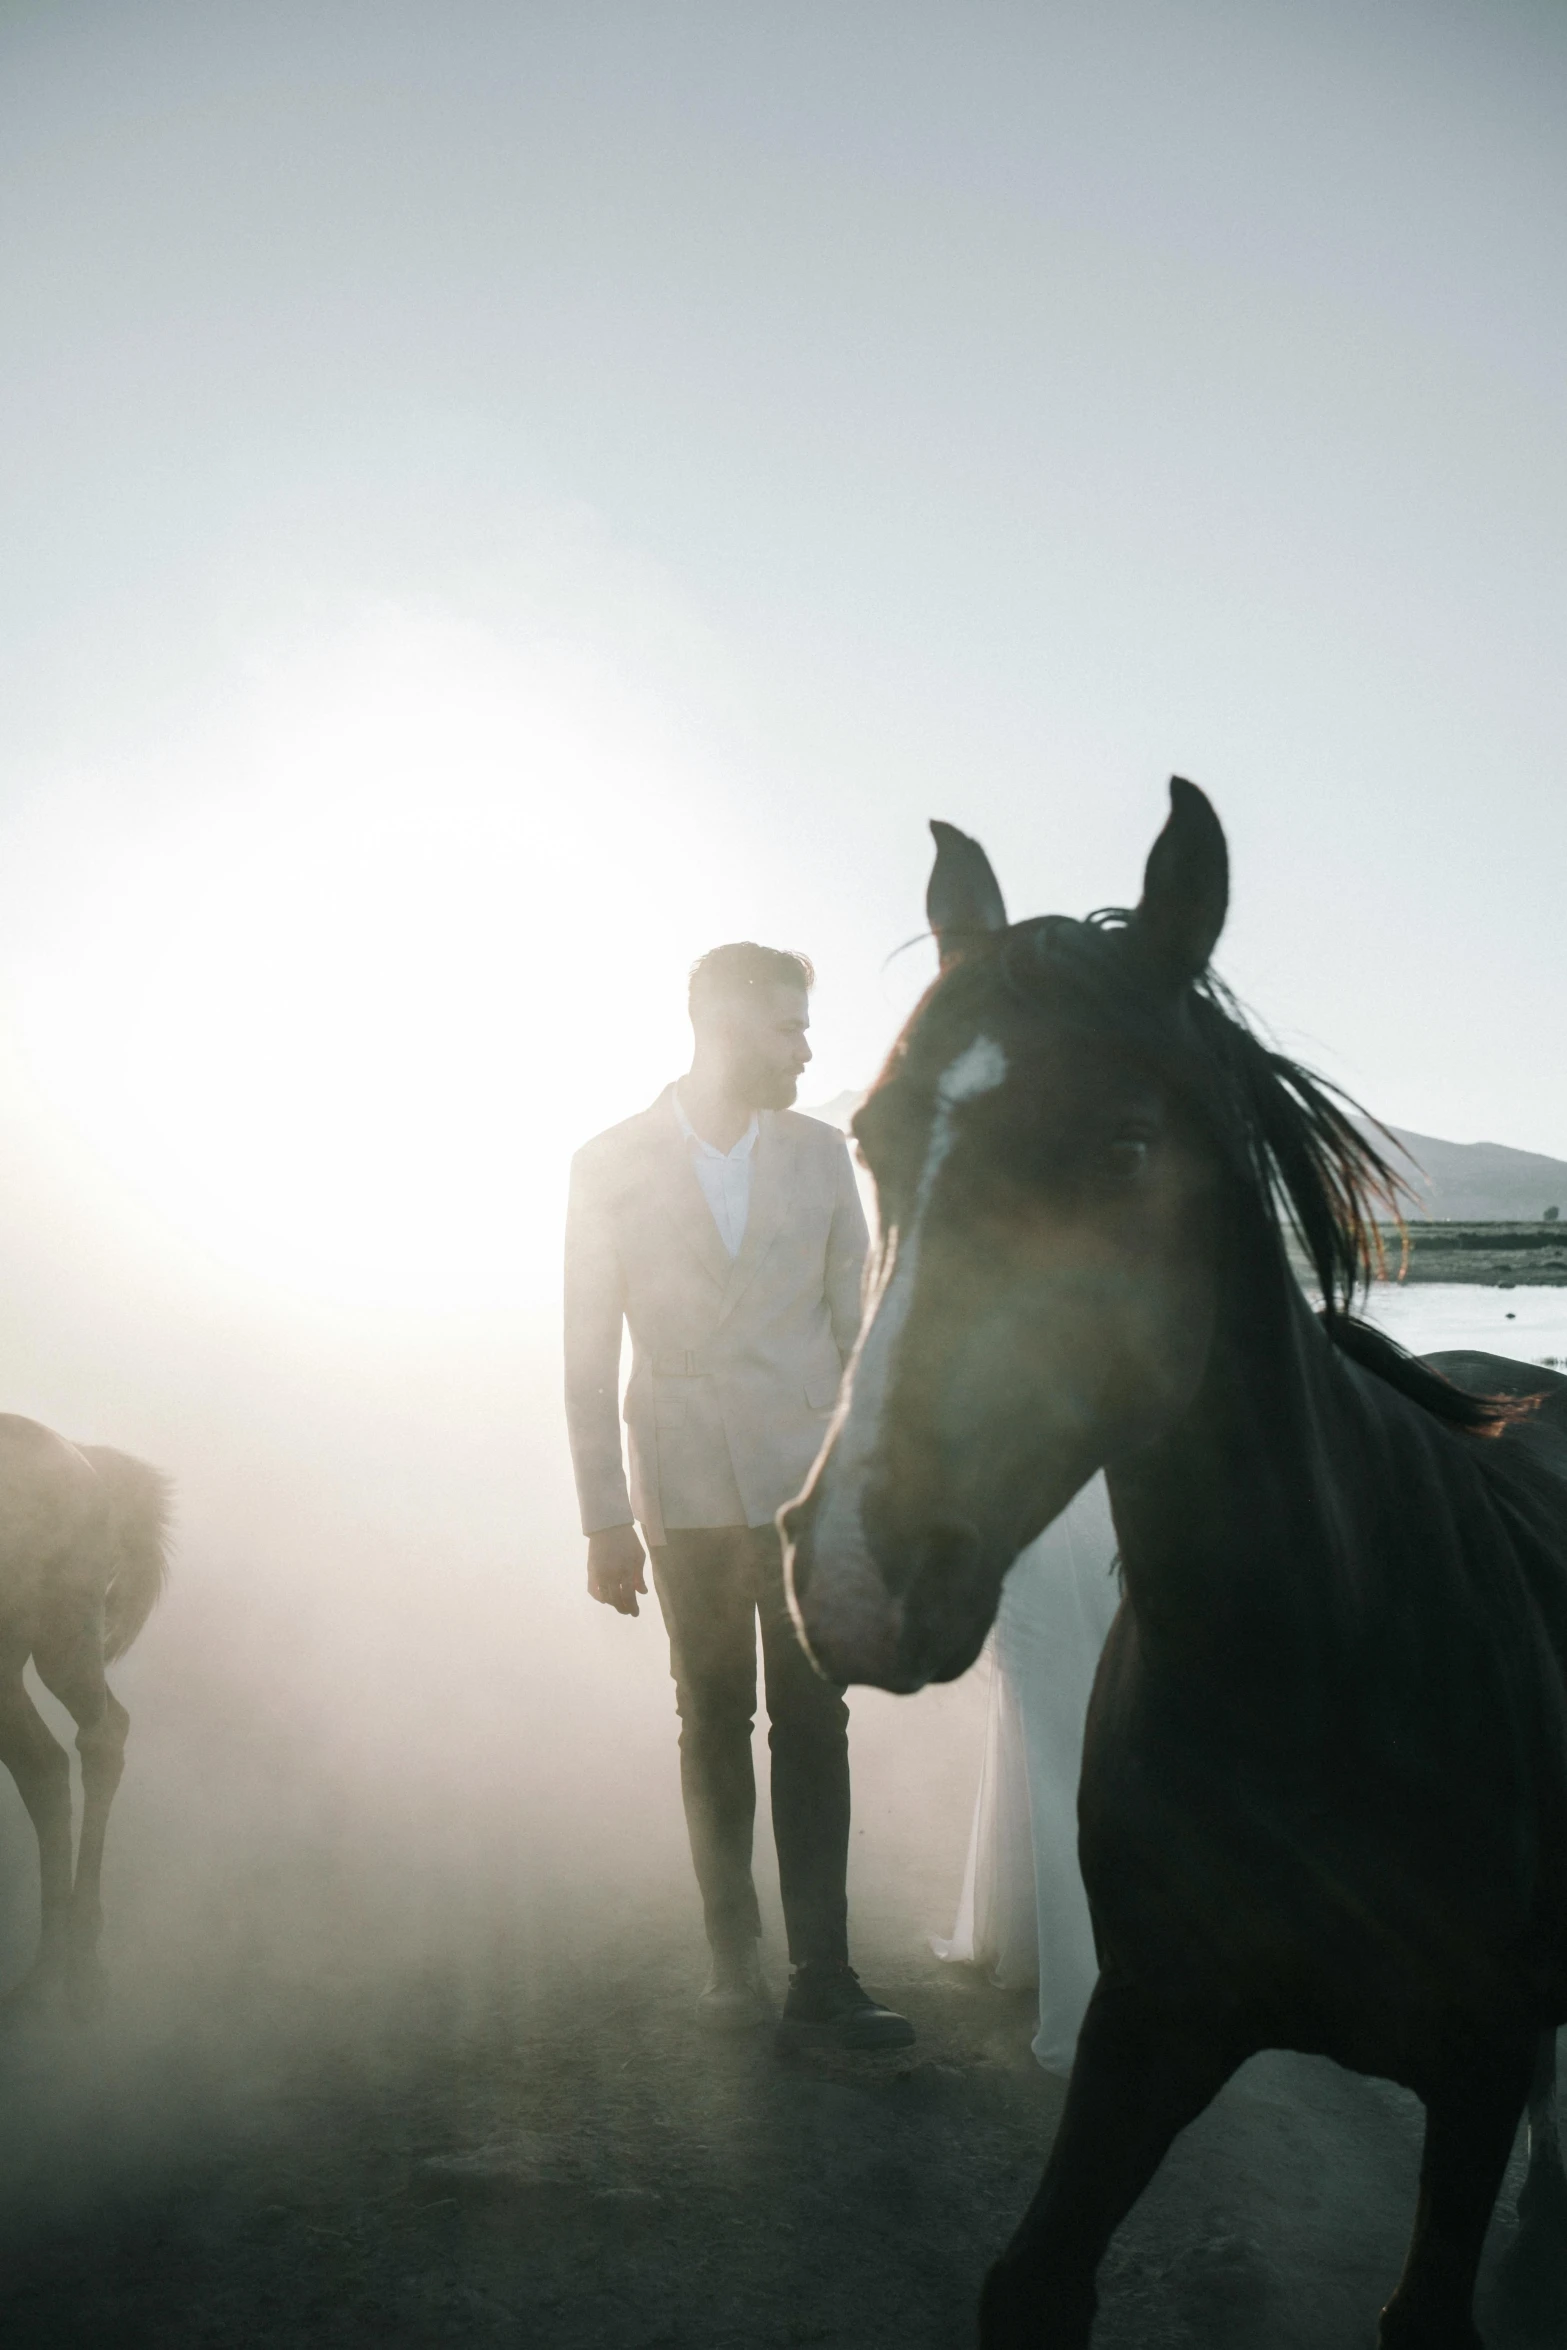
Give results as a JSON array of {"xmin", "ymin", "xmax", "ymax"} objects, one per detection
[
  {"xmin": 927, "ymin": 821, "xmax": 1008, "ymax": 969},
  {"xmin": 1132, "ymin": 777, "xmax": 1228, "ymax": 986}
]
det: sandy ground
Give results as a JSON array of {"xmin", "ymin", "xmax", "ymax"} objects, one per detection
[
  {"xmin": 0, "ymin": 1925, "xmax": 1560, "ymax": 2348},
  {"xmin": 0, "ymin": 1675, "xmax": 1560, "ymax": 2350}
]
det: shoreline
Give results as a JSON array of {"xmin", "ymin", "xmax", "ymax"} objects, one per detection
[
  {"xmin": 1374, "ymin": 1222, "xmax": 1567, "ymax": 1287},
  {"xmin": 1281, "ymin": 1225, "xmax": 1567, "ymax": 1289}
]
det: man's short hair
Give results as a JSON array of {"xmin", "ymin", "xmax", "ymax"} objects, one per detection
[{"xmin": 688, "ymin": 942, "xmax": 815, "ymax": 1020}]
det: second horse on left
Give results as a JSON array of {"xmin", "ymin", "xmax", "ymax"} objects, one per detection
[{"xmin": 0, "ymin": 1414, "xmax": 170, "ymax": 2017}]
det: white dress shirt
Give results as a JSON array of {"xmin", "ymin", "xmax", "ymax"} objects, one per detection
[{"xmin": 673, "ymin": 1090, "xmax": 759, "ymax": 1258}]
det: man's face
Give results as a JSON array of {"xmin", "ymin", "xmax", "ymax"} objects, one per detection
[{"xmin": 717, "ymin": 984, "xmax": 812, "ymax": 1110}]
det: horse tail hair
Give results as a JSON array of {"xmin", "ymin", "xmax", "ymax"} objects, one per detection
[
  {"xmin": 80, "ymin": 1447, "xmax": 173, "ymax": 1661},
  {"xmin": 1326, "ymin": 1314, "xmax": 1541, "ymax": 1439}
]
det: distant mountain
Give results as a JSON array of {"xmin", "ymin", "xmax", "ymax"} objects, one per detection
[
  {"xmin": 1372, "ymin": 1126, "xmax": 1567, "ymax": 1223},
  {"xmin": 805, "ymin": 1093, "xmax": 1567, "ymax": 1224}
]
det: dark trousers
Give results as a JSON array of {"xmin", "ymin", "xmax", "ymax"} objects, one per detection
[{"xmin": 652, "ymin": 1524, "xmax": 851, "ymax": 1971}]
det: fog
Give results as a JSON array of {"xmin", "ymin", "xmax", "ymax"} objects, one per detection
[
  {"xmin": 2, "ymin": 4, "xmax": 1564, "ymax": 2336},
  {"xmin": 0, "ymin": 1050, "xmax": 985, "ymax": 2236}
]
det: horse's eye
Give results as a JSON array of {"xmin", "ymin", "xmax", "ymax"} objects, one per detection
[{"xmin": 1105, "ymin": 1136, "xmax": 1151, "ymax": 1181}]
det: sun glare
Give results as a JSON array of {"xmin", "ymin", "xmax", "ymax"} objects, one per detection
[{"xmin": 7, "ymin": 613, "xmax": 726, "ymax": 1306}]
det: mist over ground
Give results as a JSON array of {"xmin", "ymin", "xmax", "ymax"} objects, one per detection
[{"xmin": 0, "ymin": 1062, "xmax": 995, "ymax": 2314}]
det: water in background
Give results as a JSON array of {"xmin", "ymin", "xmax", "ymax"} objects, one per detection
[{"xmin": 1363, "ymin": 1282, "xmax": 1567, "ymax": 1368}]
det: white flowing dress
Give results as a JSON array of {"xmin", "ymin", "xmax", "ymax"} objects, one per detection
[{"xmin": 935, "ymin": 1476, "xmax": 1121, "ymax": 2075}]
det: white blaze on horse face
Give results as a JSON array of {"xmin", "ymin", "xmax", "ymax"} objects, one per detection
[{"xmin": 804, "ymin": 1036, "xmax": 1009, "ymax": 1675}]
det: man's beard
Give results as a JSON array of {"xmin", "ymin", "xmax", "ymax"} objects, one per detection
[{"xmin": 742, "ymin": 1059, "xmax": 799, "ymax": 1112}]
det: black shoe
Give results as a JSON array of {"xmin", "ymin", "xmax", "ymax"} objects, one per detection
[
  {"xmin": 696, "ymin": 1943, "xmax": 773, "ymax": 2034},
  {"xmin": 774, "ymin": 1964, "xmax": 916, "ymax": 2053}
]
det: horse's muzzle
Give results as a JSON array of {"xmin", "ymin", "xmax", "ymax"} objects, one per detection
[
  {"xmin": 781, "ymin": 1488, "xmax": 994, "ymax": 1692},
  {"xmin": 780, "ymin": 1488, "xmax": 917, "ymax": 1690}
]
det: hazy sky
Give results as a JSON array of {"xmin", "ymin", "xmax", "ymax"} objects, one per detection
[{"xmin": 2, "ymin": 0, "xmax": 1563, "ymax": 1302}]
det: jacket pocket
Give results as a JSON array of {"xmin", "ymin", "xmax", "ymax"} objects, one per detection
[
  {"xmin": 805, "ymin": 1372, "xmax": 841, "ymax": 1413},
  {"xmin": 653, "ymin": 1379, "xmax": 687, "ymax": 1429}
]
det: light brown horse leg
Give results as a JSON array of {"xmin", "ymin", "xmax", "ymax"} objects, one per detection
[
  {"xmin": 34, "ymin": 1640, "xmax": 127, "ymax": 2018},
  {"xmin": 0, "ymin": 1648, "xmax": 74, "ymax": 2006}
]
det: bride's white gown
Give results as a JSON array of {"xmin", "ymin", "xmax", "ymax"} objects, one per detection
[{"xmin": 935, "ymin": 1476, "xmax": 1121, "ymax": 2075}]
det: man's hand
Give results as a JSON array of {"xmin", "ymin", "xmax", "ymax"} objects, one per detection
[{"xmin": 587, "ymin": 1523, "xmax": 648, "ymax": 1616}]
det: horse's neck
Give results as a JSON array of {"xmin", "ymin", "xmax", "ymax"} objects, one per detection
[{"xmin": 1105, "ymin": 1202, "xmax": 1368, "ymax": 1669}]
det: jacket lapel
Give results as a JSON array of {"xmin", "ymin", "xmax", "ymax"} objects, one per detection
[
  {"xmin": 718, "ymin": 1113, "xmax": 796, "ymax": 1323},
  {"xmin": 643, "ymin": 1088, "xmax": 734, "ymax": 1293}
]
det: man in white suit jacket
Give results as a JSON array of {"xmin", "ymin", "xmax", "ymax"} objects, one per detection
[{"xmin": 564, "ymin": 943, "xmax": 913, "ymax": 2048}]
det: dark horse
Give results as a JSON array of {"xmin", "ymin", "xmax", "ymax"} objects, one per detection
[{"xmin": 783, "ymin": 781, "xmax": 1567, "ymax": 2347}]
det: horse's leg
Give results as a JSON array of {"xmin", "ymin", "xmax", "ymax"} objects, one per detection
[
  {"xmin": 1516, "ymin": 2027, "xmax": 1566, "ymax": 2234},
  {"xmin": 979, "ymin": 1976, "xmax": 1243, "ymax": 2350},
  {"xmin": 0, "ymin": 1645, "xmax": 74, "ymax": 2005},
  {"xmin": 1379, "ymin": 2037, "xmax": 1538, "ymax": 2350},
  {"xmin": 34, "ymin": 1634, "xmax": 127, "ymax": 2018}
]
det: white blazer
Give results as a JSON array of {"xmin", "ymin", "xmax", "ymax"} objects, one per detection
[{"xmin": 564, "ymin": 1086, "xmax": 869, "ymax": 1548}]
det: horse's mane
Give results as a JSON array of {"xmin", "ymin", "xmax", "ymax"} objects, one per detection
[{"xmin": 971, "ymin": 911, "xmax": 1532, "ymax": 1440}]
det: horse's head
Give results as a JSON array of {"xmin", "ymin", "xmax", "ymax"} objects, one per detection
[{"xmin": 783, "ymin": 778, "xmax": 1231, "ymax": 1690}]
